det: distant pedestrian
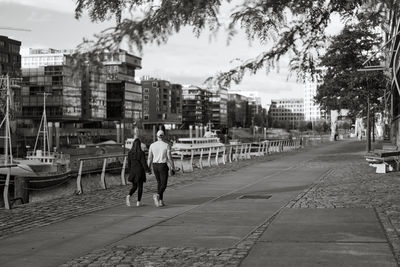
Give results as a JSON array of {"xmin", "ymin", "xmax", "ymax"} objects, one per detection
[
  {"xmin": 126, "ymin": 138, "xmax": 151, "ymax": 207},
  {"xmin": 148, "ymin": 130, "xmax": 176, "ymax": 207}
]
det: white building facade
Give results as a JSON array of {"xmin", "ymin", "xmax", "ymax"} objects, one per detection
[
  {"xmin": 304, "ymin": 80, "xmax": 324, "ymax": 121},
  {"xmin": 269, "ymin": 98, "xmax": 304, "ymax": 126}
]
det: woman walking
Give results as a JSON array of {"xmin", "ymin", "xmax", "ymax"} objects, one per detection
[{"xmin": 126, "ymin": 138, "xmax": 151, "ymax": 207}]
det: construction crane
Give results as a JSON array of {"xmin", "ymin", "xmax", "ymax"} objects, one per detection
[{"xmin": 0, "ymin": 26, "xmax": 31, "ymax": 32}]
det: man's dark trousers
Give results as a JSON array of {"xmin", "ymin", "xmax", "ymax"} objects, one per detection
[{"xmin": 153, "ymin": 163, "xmax": 169, "ymax": 200}]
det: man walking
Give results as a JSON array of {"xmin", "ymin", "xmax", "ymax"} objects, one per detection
[{"xmin": 148, "ymin": 130, "xmax": 175, "ymax": 207}]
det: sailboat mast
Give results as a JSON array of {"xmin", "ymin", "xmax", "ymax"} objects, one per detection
[
  {"xmin": 4, "ymin": 76, "xmax": 9, "ymax": 165},
  {"xmin": 4, "ymin": 75, "xmax": 12, "ymax": 165},
  {"xmin": 43, "ymin": 93, "xmax": 47, "ymax": 154},
  {"xmin": 33, "ymin": 92, "xmax": 51, "ymax": 154}
]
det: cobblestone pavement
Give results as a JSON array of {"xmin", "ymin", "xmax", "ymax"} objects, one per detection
[
  {"xmin": 291, "ymin": 142, "xmax": 400, "ymax": 264},
  {"xmin": 0, "ymin": 149, "xmax": 290, "ymax": 240},
  {"xmin": 59, "ymin": 140, "xmax": 400, "ymax": 267}
]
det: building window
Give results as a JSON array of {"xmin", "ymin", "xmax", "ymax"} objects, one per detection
[
  {"xmin": 144, "ymin": 115, "xmax": 149, "ymax": 120},
  {"xmin": 152, "ymin": 82, "xmax": 158, "ymax": 87},
  {"xmin": 144, "ymin": 88, "xmax": 149, "ymax": 93}
]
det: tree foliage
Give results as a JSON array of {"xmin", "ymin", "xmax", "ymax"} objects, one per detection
[
  {"xmin": 314, "ymin": 23, "xmax": 388, "ymax": 117},
  {"xmin": 73, "ymin": 0, "xmax": 400, "ymax": 86}
]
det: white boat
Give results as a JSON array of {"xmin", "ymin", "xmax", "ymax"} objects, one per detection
[
  {"xmin": 171, "ymin": 136, "xmax": 225, "ymax": 157},
  {"xmin": 0, "ymin": 91, "xmax": 71, "ymax": 188},
  {"xmin": 229, "ymin": 139, "xmax": 241, "ymax": 145}
]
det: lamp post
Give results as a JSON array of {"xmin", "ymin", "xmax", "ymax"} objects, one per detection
[
  {"xmin": 366, "ymin": 93, "xmax": 371, "ymax": 152},
  {"xmin": 357, "ymin": 65, "xmax": 390, "ymax": 152}
]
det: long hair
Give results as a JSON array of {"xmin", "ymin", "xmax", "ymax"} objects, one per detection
[{"xmin": 131, "ymin": 138, "xmax": 142, "ymax": 154}]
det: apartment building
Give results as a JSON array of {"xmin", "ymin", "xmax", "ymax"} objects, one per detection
[
  {"xmin": 141, "ymin": 78, "xmax": 182, "ymax": 130},
  {"xmin": 269, "ymin": 98, "xmax": 304, "ymax": 128},
  {"xmin": 20, "ymin": 48, "xmax": 142, "ymax": 146},
  {"xmin": 0, "ymin": 35, "xmax": 21, "ymax": 76},
  {"xmin": 181, "ymin": 85, "xmax": 211, "ymax": 128},
  {"xmin": 227, "ymin": 93, "xmax": 249, "ymax": 127},
  {"xmin": 207, "ymin": 86, "xmax": 228, "ymax": 129}
]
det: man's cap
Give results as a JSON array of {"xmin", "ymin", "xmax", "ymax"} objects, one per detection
[{"xmin": 157, "ymin": 130, "xmax": 164, "ymax": 137}]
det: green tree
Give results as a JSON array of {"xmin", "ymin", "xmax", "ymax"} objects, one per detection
[
  {"xmin": 314, "ymin": 23, "xmax": 388, "ymax": 117},
  {"xmin": 73, "ymin": 0, "xmax": 400, "ymax": 85}
]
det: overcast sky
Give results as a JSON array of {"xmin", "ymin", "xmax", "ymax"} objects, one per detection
[{"xmin": 0, "ymin": 0, "xmax": 342, "ymax": 107}]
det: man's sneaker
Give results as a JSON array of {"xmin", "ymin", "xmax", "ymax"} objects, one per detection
[
  {"xmin": 136, "ymin": 201, "xmax": 142, "ymax": 207},
  {"xmin": 158, "ymin": 200, "xmax": 165, "ymax": 207},
  {"xmin": 153, "ymin": 194, "xmax": 160, "ymax": 207},
  {"xmin": 126, "ymin": 195, "xmax": 131, "ymax": 207}
]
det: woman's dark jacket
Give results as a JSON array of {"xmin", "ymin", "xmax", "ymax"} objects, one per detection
[{"xmin": 127, "ymin": 150, "xmax": 150, "ymax": 183}]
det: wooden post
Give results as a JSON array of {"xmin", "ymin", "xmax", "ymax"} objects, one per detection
[{"xmin": 14, "ymin": 176, "xmax": 29, "ymax": 205}]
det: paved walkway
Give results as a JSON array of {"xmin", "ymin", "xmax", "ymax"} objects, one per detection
[{"xmin": 0, "ymin": 140, "xmax": 399, "ymax": 267}]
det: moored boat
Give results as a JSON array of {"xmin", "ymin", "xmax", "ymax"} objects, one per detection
[
  {"xmin": 0, "ymin": 92, "xmax": 72, "ymax": 189},
  {"xmin": 171, "ymin": 136, "xmax": 225, "ymax": 157}
]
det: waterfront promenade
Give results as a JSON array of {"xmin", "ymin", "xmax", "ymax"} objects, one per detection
[{"xmin": 0, "ymin": 140, "xmax": 399, "ymax": 266}]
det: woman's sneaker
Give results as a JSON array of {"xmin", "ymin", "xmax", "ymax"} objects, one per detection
[
  {"xmin": 153, "ymin": 194, "xmax": 160, "ymax": 207},
  {"xmin": 126, "ymin": 195, "xmax": 131, "ymax": 207},
  {"xmin": 158, "ymin": 200, "xmax": 165, "ymax": 207},
  {"xmin": 136, "ymin": 201, "xmax": 142, "ymax": 207}
]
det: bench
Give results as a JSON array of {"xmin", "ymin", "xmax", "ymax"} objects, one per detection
[{"xmin": 365, "ymin": 149, "xmax": 400, "ymax": 173}]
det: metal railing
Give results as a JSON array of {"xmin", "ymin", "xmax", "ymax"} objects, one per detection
[
  {"xmin": 72, "ymin": 138, "xmax": 303, "ymax": 194},
  {"xmin": 75, "ymin": 154, "xmax": 127, "ymax": 194},
  {"xmin": 1, "ymin": 138, "xmax": 307, "ymax": 207},
  {"xmin": 173, "ymin": 139, "xmax": 302, "ymax": 173}
]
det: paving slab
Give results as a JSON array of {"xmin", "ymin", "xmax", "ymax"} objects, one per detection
[
  {"xmin": 240, "ymin": 242, "xmax": 396, "ymax": 267},
  {"xmin": 2, "ymin": 141, "xmax": 396, "ymax": 267},
  {"xmin": 0, "ymin": 204, "xmax": 197, "ymax": 267},
  {"xmin": 241, "ymin": 208, "xmax": 397, "ymax": 267},
  {"xmin": 116, "ymin": 224, "xmax": 249, "ymax": 248}
]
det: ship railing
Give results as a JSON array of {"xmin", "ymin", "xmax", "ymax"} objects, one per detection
[{"xmin": 172, "ymin": 138, "xmax": 303, "ymax": 173}]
